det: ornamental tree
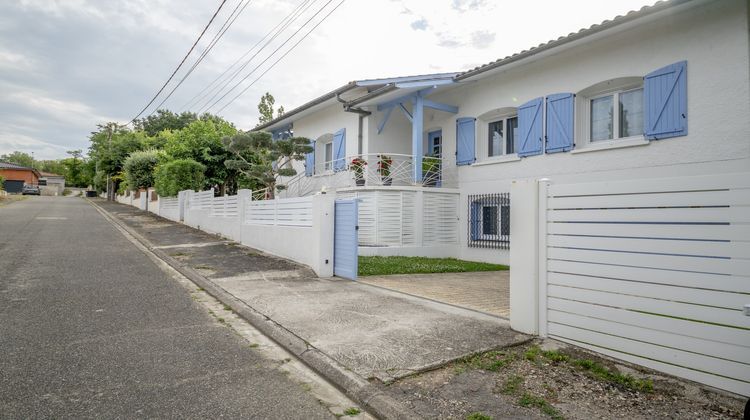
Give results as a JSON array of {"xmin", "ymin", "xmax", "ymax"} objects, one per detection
[{"xmin": 222, "ymin": 131, "xmax": 312, "ymax": 198}]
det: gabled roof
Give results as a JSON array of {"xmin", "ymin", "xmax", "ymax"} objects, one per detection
[
  {"xmin": 253, "ymin": 72, "xmax": 460, "ymax": 132},
  {"xmin": 455, "ymin": 0, "xmax": 694, "ymax": 81},
  {"xmin": 253, "ymin": 0, "xmax": 699, "ymax": 131},
  {"xmin": 0, "ymin": 161, "xmax": 41, "ymax": 177}
]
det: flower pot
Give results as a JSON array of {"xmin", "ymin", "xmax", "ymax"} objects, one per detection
[{"xmin": 355, "ymin": 178, "xmax": 365, "ymax": 186}]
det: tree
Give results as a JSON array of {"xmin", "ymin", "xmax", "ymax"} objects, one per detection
[
  {"xmin": 133, "ymin": 110, "xmax": 198, "ymax": 137},
  {"xmin": 0, "ymin": 151, "xmax": 35, "ymax": 168},
  {"xmin": 0, "ymin": 174, "xmax": 5, "ymax": 191},
  {"xmin": 154, "ymin": 159, "xmax": 205, "ymax": 197},
  {"xmin": 258, "ymin": 92, "xmax": 275, "ymax": 125},
  {"xmin": 162, "ymin": 118, "xmax": 238, "ymax": 194},
  {"xmin": 122, "ymin": 150, "xmax": 160, "ymax": 191},
  {"xmin": 88, "ymin": 123, "xmax": 146, "ymax": 194},
  {"xmin": 61, "ymin": 150, "xmax": 85, "ymax": 187},
  {"xmin": 222, "ymin": 131, "xmax": 312, "ymax": 198},
  {"xmin": 257, "ymin": 93, "xmax": 285, "ymax": 125}
]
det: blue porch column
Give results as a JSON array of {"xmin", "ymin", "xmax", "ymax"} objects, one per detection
[{"xmin": 412, "ymin": 93, "xmax": 424, "ymax": 183}]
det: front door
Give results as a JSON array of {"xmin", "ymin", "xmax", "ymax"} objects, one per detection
[
  {"xmin": 428, "ymin": 130, "xmax": 442, "ymax": 158},
  {"xmin": 426, "ymin": 130, "xmax": 442, "ymax": 186}
]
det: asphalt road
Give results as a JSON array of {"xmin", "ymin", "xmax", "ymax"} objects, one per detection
[{"xmin": 0, "ymin": 196, "xmax": 333, "ymax": 419}]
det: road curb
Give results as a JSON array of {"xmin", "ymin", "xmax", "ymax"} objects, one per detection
[{"xmin": 88, "ymin": 199, "xmax": 419, "ymax": 420}]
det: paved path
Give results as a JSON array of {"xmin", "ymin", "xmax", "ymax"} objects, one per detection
[
  {"xmin": 96, "ymin": 200, "xmax": 528, "ymax": 384},
  {"xmin": 0, "ymin": 196, "xmax": 336, "ymax": 419},
  {"xmin": 359, "ymin": 272, "xmax": 510, "ymax": 318}
]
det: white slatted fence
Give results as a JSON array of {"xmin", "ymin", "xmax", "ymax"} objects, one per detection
[
  {"xmin": 543, "ymin": 172, "xmax": 750, "ymax": 396},
  {"xmin": 244, "ymin": 196, "xmax": 313, "ymax": 227},
  {"xmin": 189, "ymin": 189, "xmax": 214, "ymax": 210}
]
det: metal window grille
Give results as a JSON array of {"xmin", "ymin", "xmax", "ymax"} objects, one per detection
[{"xmin": 467, "ymin": 193, "xmax": 510, "ymax": 249}]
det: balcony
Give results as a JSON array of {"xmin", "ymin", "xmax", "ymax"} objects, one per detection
[{"xmin": 277, "ymin": 153, "xmax": 457, "ymax": 198}]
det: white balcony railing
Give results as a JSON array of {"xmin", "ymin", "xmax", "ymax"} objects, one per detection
[{"xmin": 277, "ymin": 153, "xmax": 456, "ymax": 199}]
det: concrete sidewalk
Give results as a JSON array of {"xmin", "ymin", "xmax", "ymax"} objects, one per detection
[{"xmin": 93, "ymin": 200, "xmax": 528, "ymax": 407}]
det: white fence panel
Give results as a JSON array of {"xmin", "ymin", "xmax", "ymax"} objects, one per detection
[
  {"xmin": 423, "ymin": 192, "xmax": 459, "ymax": 245},
  {"xmin": 211, "ymin": 195, "xmax": 239, "ymax": 218},
  {"xmin": 544, "ymin": 172, "xmax": 750, "ymax": 396},
  {"xmin": 159, "ymin": 197, "xmax": 179, "ymax": 221},
  {"xmin": 245, "ymin": 196, "xmax": 313, "ymax": 227},
  {"xmin": 189, "ymin": 189, "xmax": 214, "ymax": 210}
]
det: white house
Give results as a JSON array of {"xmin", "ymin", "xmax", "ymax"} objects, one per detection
[{"xmin": 256, "ymin": 0, "xmax": 749, "ymax": 266}]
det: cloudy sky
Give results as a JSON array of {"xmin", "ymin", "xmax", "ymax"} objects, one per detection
[{"xmin": 0, "ymin": 0, "xmax": 652, "ymax": 159}]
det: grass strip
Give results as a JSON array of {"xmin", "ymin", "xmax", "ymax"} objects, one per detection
[{"xmin": 358, "ymin": 256, "xmax": 508, "ymax": 276}]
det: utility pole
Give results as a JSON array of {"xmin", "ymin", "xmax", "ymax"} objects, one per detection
[{"xmin": 105, "ymin": 122, "xmax": 119, "ymax": 201}]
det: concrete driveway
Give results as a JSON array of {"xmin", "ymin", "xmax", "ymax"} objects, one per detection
[{"xmin": 358, "ymin": 271, "xmax": 510, "ymax": 318}]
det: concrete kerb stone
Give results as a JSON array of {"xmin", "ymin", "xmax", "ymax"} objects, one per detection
[{"xmin": 87, "ymin": 199, "xmax": 419, "ymax": 420}]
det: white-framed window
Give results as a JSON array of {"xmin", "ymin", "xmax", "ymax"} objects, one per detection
[
  {"xmin": 578, "ymin": 78, "xmax": 644, "ymax": 146},
  {"xmin": 477, "ymin": 107, "xmax": 518, "ymax": 161},
  {"xmin": 487, "ymin": 116, "xmax": 517, "ymax": 157},
  {"xmin": 324, "ymin": 141, "xmax": 333, "ymax": 171}
]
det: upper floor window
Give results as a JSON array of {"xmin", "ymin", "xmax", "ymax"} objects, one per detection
[
  {"xmin": 487, "ymin": 116, "xmax": 517, "ymax": 157},
  {"xmin": 590, "ymin": 87, "xmax": 644, "ymax": 141},
  {"xmin": 324, "ymin": 141, "xmax": 333, "ymax": 171},
  {"xmin": 477, "ymin": 107, "xmax": 518, "ymax": 161},
  {"xmin": 578, "ymin": 77, "xmax": 644, "ymax": 146}
]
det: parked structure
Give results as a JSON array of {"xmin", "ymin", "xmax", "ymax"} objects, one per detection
[{"xmin": 0, "ymin": 162, "xmax": 40, "ymax": 193}]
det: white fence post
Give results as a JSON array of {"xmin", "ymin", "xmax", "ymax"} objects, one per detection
[
  {"xmin": 177, "ymin": 190, "xmax": 187, "ymax": 221},
  {"xmin": 237, "ymin": 189, "xmax": 251, "ymax": 240},
  {"xmin": 312, "ymin": 192, "xmax": 335, "ymax": 277},
  {"xmin": 509, "ymin": 179, "xmax": 540, "ymax": 335}
]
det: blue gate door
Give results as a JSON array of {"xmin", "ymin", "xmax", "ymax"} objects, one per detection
[{"xmin": 334, "ymin": 199, "xmax": 358, "ymax": 280}]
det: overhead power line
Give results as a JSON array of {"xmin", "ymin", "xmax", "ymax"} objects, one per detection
[
  {"xmin": 147, "ymin": 0, "xmax": 253, "ymax": 115},
  {"xmin": 180, "ymin": 0, "xmax": 314, "ymax": 112},
  {"xmin": 209, "ymin": 0, "xmax": 348, "ymax": 114},
  {"xmin": 195, "ymin": 0, "xmax": 321, "ymax": 114},
  {"xmin": 127, "ymin": 0, "xmax": 228, "ymax": 125}
]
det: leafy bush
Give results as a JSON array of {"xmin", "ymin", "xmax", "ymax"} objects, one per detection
[
  {"xmin": 154, "ymin": 159, "xmax": 205, "ymax": 197},
  {"xmin": 123, "ymin": 149, "xmax": 160, "ymax": 190},
  {"xmin": 0, "ymin": 174, "xmax": 5, "ymax": 191}
]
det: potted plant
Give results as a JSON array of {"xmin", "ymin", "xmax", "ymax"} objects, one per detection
[
  {"xmin": 378, "ymin": 155, "xmax": 393, "ymax": 186},
  {"xmin": 422, "ymin": 156, "xmax": 441, "ymax": 187},
  {"xmin": 350, "ymin": 157, "xmax": 368, "ymax": 186}
]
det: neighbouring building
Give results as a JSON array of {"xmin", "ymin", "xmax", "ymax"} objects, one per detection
[
  {"xmin": 0, "ymin": 161, "xmax": 41, "ymax": 193},
  {"xmin": 39, "ymin": 172, "xmax": 66, "ymax": 196}
]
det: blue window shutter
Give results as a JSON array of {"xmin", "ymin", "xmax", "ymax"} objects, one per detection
[
  {"xmin": 456, "ymin": 117, "xmax": 476, "ymax": 166},
  {"xmin": 517, "ymin": 97, "xmax": 544, "ymax": 157},
  {"xmin": 332, "ymin": 128, "xmax": 346, "ymax": 172},
  {"xmin": 644, "ymin": 61, "xmax": 687, "ymax": 140},
  {"xmin": 305, "ymin": 140, "xmax": 315, "ymax": 177},
  {"xmin": 470, "ymin": 201, "xmax": 480, "ymax": 240},
  {"xmin": 545, "ymin": 93, "xmax": 575, "ymax": 153}
]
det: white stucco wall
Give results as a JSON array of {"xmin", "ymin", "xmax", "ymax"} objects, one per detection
[{"xmin": 294, "ymin": 103, "xmax": 361, "ymax": 161}]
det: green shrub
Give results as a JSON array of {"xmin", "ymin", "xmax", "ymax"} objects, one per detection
[
  {"xmin": 0, "ymin": 174, "xmax": 5, "ymax": 191},
  {"xmin": 123, "ymin": 150, "xmax": 160, "ymax": 190},
  {"xmin": 154, "ymin": 159, "xmax": 205, "ymax": 197}
]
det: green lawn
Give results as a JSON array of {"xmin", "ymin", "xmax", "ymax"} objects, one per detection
[{"xmin": 358, "ymin": 256, "xmax": 508, "ymax": 276}]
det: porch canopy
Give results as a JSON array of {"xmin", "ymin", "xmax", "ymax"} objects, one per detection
[{"xmin": 346, "ymin": 73, "xmax": 461, "ymax": 182}]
